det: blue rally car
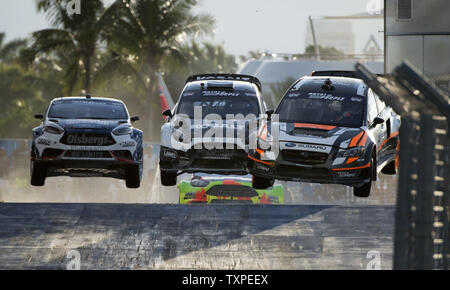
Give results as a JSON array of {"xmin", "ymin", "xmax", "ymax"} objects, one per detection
[{"xmin": 31, "ymin": 95, "xmax": 143, "ymax": 188}]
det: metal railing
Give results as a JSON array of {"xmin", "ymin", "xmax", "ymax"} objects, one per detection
[{"xmin": 356, "ymin": 61, "xmax": 450, "ymax": 269}]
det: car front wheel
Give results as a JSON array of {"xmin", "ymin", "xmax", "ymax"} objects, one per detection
[
  {"xmin": 161, "ymin": 171, "xmax": 177, "ymax": 186},
  {"xmin": 125, "ymin": 164, "xmax": 142, "ymax": 188},
  {"xmin": 30, "ymin": 161, "xmax": 46, "ymax": 186}
]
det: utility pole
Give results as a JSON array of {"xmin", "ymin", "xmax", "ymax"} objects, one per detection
[{"xmin": 308, "ymin": 16, "xmax": 321, "ymax": 61}]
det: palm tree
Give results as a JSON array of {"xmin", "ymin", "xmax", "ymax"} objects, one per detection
[
  {"xmin": 100, "ymin": 0, "xmax": 216, "ymax": 139},
  {"xmin": 21, "ymin": 0, "xmax": 112, "ymax": 93},
  {"xmin": 104, "ymin": 0, "xmax": 215, "ymax": 77},
  {"xmin": 161, "ymin": 41, "xmax": 237, "ymax": 97},
  {"xmin": 0, "ymin": 32, "xmax": 27, "ymax": 63}
]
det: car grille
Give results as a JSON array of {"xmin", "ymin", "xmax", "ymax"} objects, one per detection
[
  {"xmin": 281, "ymin": 150, "xmax": 328, "ymax": 165},
  {"xmin": 275, "ymin": 165, "xmax": 332, "ymax": 179},
  {"xmin": 60, "ymin": 133, "xmax": 115, "ymax": 146},
  {"xmin": 64, "ymin": 150, "xmax": 112, "ymax": 159},
  {"xmin": 42, "ymin": 148, "xmax": 64, "ymax": 158}
]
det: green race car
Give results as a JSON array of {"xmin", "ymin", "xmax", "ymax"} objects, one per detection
[{"xmin": 178, "ymin": 173, "xmax": 284, "ymax": 204}]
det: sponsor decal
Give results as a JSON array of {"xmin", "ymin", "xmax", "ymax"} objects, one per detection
[
  {"xmin": 37, "ymin": 138, "xmax": 51, "ymax": 146},
  {"xmin": 120, "ymin": 141, "xmax": 135, "ymax": 148},
  {"xmin": 288, "ymin": 92, "xmax": 300, "ymax": 98},
  {"xmin": 336, "ymin": 171, "xmax": 358, "ymax": 177},
  {"xmin": 66, "ymin": 134, "xmax": 110, "ymax": 146},
  {"xmin": 285, "ymin": 142, "xmax": 296, "ymax": 147},
  {"xmin": 256, "ymin": 163, "xmax": 270, "ymax": 172},
  {"xmin": 351, "ymin": 97, "xmax": 363, "ymax": 102},
  {"xmin": 307, "ymin": 92, "xmax": 345, "ymax": 101},
  {"xmin": 202, "ymin": 91, "xmax": 240, "ymax": 97},
  {"xmin": 296, "ymin": 143, "xmax": 328, "ymax": 151},
  {"xmin": 163, "ymin": 150, "xmax": 177, "ymax": 159},
  {"xmin": 69, "ymin": 146, "xmax": 107, "ymax": 151}
]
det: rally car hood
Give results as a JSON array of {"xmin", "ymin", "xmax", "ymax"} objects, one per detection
[
  {"xmin": 47, "ymin": 119, "xmax": 128, "ymax": 131},
  {"xmin": 276, "ymin": 122, "xmax": 363, "ymax": 149},
  {"xmin": 189, "ymin": 119, "xmax": 247, "ymax": 136}
]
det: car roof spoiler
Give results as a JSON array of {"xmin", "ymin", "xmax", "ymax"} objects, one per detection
[
  {"xmin": 311, "ymin": 70, "xmax": 384, "ymax": 79},
  {"xmin": 186, "ymin": 74, "xmax": 262, "ymax": 92}
]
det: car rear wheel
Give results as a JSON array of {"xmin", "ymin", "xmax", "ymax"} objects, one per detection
[
  {"xmin": 125, "ymin": 164, "xmax": 141, "ymax": 188},
  {"xmin": 161, "ymin": 171, "xmax": 177, "ymax": 186},
  {"xmin": 252, "ymin": 175, "xmax": 274, "ymax": 189},
  {"xmin": 30, "ymin": 162, "xmax": 46, "ymax": 186}
]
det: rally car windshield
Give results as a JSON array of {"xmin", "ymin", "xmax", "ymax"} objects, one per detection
[
  {"xmin": 177, "ymin": 91, "xmax": 260, "ymax": 118},
  {"xmin": 48, "ymin": 100, "xmax": 128, "ymax": 120},
  {"xmin": 277, "ymin": 91, "xmax": 365, "ymax": 128}
]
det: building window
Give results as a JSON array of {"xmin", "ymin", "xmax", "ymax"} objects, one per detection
[{"xmin": 397, "ymin": 0, "xmax": 413, "ymax": 20}]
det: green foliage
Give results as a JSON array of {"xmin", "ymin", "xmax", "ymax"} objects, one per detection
[
  {"xmin": 267, "ymin": 77, "xmax": 296, "ymax": 107},
  {"xmin": 0, "ymin": 0, "xmax": 238, "ymax": 141},
  {"xmin": 162, "ymin": 41, "xmax": 238, "ymax": 99},
  {"xmin": 305, "ymin": 45, "xmax": 345, "ymax": 59}
]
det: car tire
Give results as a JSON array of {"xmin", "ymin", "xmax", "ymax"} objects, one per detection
[
  {"xmin": 353, "ymin": 155, "xmax": 375, "ymax": 198},
  {"xmin": 381, "ymin": 160, "xmax": 396, "ymax": 175},
  {"xmin": 30, "ymin": 162, "xmax": 46, "ymax": 186},
  {"xmin": 161, "ymin": 171, "xmax": 177, "ymax": 186},
  {"xmin": 252, "ymin": 175, "xmax": 274, "ymax": 189},
  {"xmin": 353, "ymin": 181, "xmax": 371, "ymax": 197},
  {"xmin": 125, "ymin": 164, "xmax": 141, "ymax": 188}
]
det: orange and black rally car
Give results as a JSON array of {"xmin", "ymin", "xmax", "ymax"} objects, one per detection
[{"xmin": 248, "ymin": 71, "xmax": 401, "ymax": 197}]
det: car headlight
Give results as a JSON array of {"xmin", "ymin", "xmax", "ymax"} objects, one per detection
[
  {"xmin": 112, "ymin": 125, "xmax": 132, "ymax": 136},
  {"xmin": 43, "ymin": 125, "xmax": 64, "ymax": 135},
  {"xmin": 336, "ymin": 147, "xmax": 365, "ymax": 158}
]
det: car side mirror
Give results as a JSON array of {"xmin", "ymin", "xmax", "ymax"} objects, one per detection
[
  {"xmin": 372, "ymin": 117, "xmax": 384, "ymax": 127},
  {"xmin": 34, "ymin": 114, "xmax": 44, "ymax": 120},
  {"xmin": 130, "ymin": 116, "xmax": 139, "ymax": 122},
  {"xmin": 266, "ymin": 109, "xmax": 274, "ymax": 120},
  {"xmin": 162, "ymin": 109, "xmax": 173, "ymax": 118}
]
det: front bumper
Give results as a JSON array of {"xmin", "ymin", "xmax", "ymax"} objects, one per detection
[
  {"xmin": 32, "ymin": 133, "xmax": 142, "ymax": 179},
  {"xmin": 248, "ymin": 149, "xmax": 371, "ymax": 187},
  {"xmin": 160, "ymin": 146, "xmax": 248, "ymax": 175}
]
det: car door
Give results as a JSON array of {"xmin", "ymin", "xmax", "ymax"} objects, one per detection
[
  {"xmin": 374, "ymin": 92, "xmax": 398, "ymax": 164},
  {"xmin": 367, "ymin": 89, "xmax": 387, "ymax": 164}
]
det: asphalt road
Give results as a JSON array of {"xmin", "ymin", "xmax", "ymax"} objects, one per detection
[{"xmin": 0, "ymin": 203, "xmax": 394, "ymax": 269}]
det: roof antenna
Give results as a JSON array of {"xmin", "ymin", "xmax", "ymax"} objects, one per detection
[{"xmin": 322, "ymin": 78, "xmax": 334, "ymax": 91}]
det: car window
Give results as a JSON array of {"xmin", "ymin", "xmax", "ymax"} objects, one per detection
[
  {"xmin": 48, "ymin": 100, "xmax": 128, "ymax": 120},
  {"xmin": 177, "ymin": 89, "xmax": 260, "ymax": 118},
  {"xmin": 276, "ymin": 90, "xmax": 365, "ymax": 128},
  {"xmin": 367, "ymin": 89, "xmax": 378, "ymax": 122}
]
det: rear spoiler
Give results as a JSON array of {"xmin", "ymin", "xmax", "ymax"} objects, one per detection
[
  {"xmin": 311, "ymin": 70, "xmax": 384, "ymax": 79},
  {"xmin": 186, "ymin": 74, "xmax": 262, "ymax": 92}
]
